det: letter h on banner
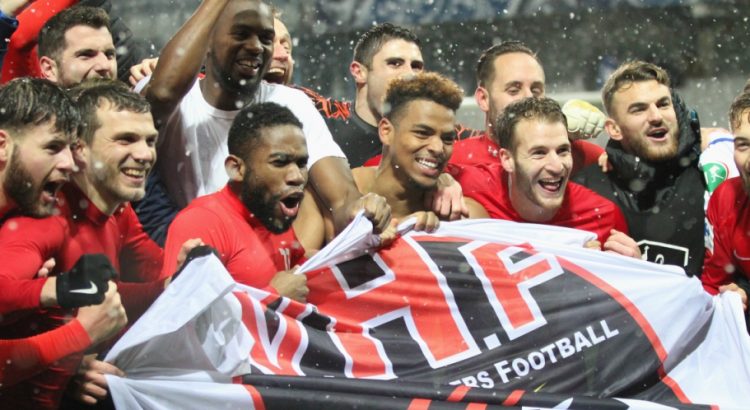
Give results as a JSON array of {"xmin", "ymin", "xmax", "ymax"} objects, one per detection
[{"xmin": 459, "ymin": 243, "xmax": 565, "ymax": 341}]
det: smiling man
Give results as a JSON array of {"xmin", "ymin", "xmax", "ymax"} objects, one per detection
[
  {"xmin": 162, "ymin": 102, "xmax": 309, "ymax": 302},
  {"xmin": 573, "ymin": 61, "xmax": 706, "ymax": 275},
  {"xmin": 139, "ymin": 0, "xmax": 389, "ymax": 247},
  {"xmin": 37, "ymin": 6, "xmax": 117, "ymax": 88},
  {"xmin": 702, "ymin": 91, "xmax": 750, "ymax": 310},
  {"xmin": 0, "ymin": 78, "xmax": 127, "ymax": 405},
  {"xmin": 264, "ymin": 12, "xmax": 294, "ymax": 85},
  {"xmin": 449, "ymin": 41, "xmax": 605, "ymax": 176},
  {"xmin": 296, "ymin": 73, "xmax": 472, "ymax": 251},
  {"xmin": 457, "ymin": 97, "xmax": 639, "ymax": 257},
  {"xmin": 0, "ymin": 80, "xmax": 169, "ymax": 409}
]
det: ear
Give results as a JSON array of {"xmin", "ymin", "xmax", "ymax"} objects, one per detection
[
  {"xmin": 604, "ymin": 118, "xmax": 622, "ymax": 141},
  {"xmin": 350, "ymin": 61, "xmax": 368, "ymax": 86},
  {"xmin": 0, "ymin": 129, "xmax": 11, "ymax": 165},
  {"xmin": 378, "ymin": 117, "xmax": 393, "ymax": 146},
  {"xmin": 39, "ymin": 56, "xmax": 59, "ymax": 82},
  {"xmin": 474, "ymin": 86, "xmax": 490, "ymax": 113},
  {"xmin": 499, "ymin": 148, "xmax": 514, "ymax": 173},
  {"xmin": 224, "ymin": 154, "xmax": 245, "ymax": 182},
  {"xmin": 72, "ymin": 139, "xmax": 89, "ymax": 169}
]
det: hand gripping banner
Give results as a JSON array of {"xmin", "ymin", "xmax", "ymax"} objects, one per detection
[{"xmin": 106, "ymin": 216, "xmax": 750, "ymax": 409}]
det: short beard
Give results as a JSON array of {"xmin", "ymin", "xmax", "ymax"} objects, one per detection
[
  {"xmin": 629, "ymin": 133, "xmax": 679, "ymax": 162},
  {"xmin": 209, "ymin": 53, "xmax": 263, "ymax": 103},
  {"xmin": 240, "ymin": 176, "xmax": 292, "ymax": 234},
  {"xmin": 4, "ymin": 148, "xmax": 47, "ymax": 217}
]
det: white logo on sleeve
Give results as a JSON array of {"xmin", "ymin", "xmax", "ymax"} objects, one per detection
[{"xmin": 70, "ymin": 281, "xmax": 98, "ymax": 294}]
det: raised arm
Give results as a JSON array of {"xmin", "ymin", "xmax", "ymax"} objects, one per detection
[{"xmin": 143, "ymin": 0, "xmax": 230, "ymax": 125}]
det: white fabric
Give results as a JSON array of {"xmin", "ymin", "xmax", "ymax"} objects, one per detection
[
  {"xmin": 158, "ymin": 79, "xmax": 345, "ymax": 207},
  {"xmin": 107, "ymin": 218, "xmax": 750, "ymax": 410}
]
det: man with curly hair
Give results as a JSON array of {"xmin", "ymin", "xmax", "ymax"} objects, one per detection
[{"xmin": 296, "ymin": 72, "xmax": 464, "ymax": 250}]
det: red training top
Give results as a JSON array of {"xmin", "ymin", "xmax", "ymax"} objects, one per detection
[
  {"xmin": 702, "ymin": 177, "xmax": 750, "ymax": 294},
  {"xmin": 0, "ymin": 184, "xmax": 163, "ymax": 409},
  {"xmin": 162, "ymin": 185, "xmax": 305, "ymax": 291},
  {"xmin": 453, "ymin": 163, "xmax": 628, "ymax": 244},
  {"xmin": 449, "ymin": 133, "xmax": 604, "ymax": 176},
  {"xmin": 0, "ymin": 0, "xmax": 78, "ymax": 83}
]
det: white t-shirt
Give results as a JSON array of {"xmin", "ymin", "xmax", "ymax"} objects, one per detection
[{"xmin": 157, "ymin": 79, "xmax": 345, "ymax": 208}]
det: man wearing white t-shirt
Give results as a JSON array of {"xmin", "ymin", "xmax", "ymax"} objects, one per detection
[{"xmin": 138, "ymin": 0, "xmax": 394, "ymax": 242}]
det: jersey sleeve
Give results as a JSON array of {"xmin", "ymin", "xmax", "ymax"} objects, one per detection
[
  {"xmin": 0, "ymin": 0, "xmax": 78, "ymax": 83},
  {"xmin": 0, "ymin": 319, "xmax": 90, "ymax": 387},
  {"xmin": 571, "ymin": 140, "xmax": 604, "ymax": 171},
  {"xmin": 612, "ymin": 206, "xmax": 629, "ymax": 235},
  {"xmin": 0, "ymin": 216, "xmax": 66, "ymax": 314},
  {"xmin": 701, "ymin": 184, "xmax": 735, "ymax": 294}
]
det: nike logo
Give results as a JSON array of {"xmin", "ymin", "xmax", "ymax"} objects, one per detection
[
  {"xmin": 70, "ymin": 281, "xmax": 98, "ymax": 295},
  {"xmin": 734, "ymin": 250, "xmax": 750, "ymax": 261}
]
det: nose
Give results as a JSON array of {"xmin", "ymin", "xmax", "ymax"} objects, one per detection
[
  {"xmin": 57, "ymin": 146, "xmax": 75, "ymax": 175},
  {"xmin": 286, "ymin": 164, "xmax": 306, "ymax": 187},
  {"xmin": 132, "ymin": 140, "xmax": 155, "ymax": 164},
  {"xmin": 520, "ymin": 87, "xmax": 534, "ymax": 99},
  {"xmin": 244, "ymin": 35, "xmax": 264, "ymax": 54},
  {"xmin": 545, "ymin": 152, "xmax": 565, "ymax": 174},
  {"xmin": 646, "ymin": 104, "xmax": 663, "ymax": 123},
  {"xmin": 92, "ymin": 52, "xmax": 113, "ymax": 75},
  {"xmin": 274, "ymin": 44, "xmax": 289, "ymax": 62},
  {"xmin": 426, "ymin": 135, "xmax": 447, "ymax": 156}
]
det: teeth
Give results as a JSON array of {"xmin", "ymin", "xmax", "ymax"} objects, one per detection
[
  {"xmin": 416, "ymin": 158, "xmax": 438, "ymax": 169},
  {"xmin": 238, "ymin": 60, "xmax": 260, "ymax": 69},
  {"xmin": 539, "ymin": 180, "xmax": 562, "ymax": 190},
  {"xmin": 122, "ymin": 169, "xmax": 146, "ymax": 178}
]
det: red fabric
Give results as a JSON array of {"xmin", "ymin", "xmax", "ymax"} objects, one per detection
[
  {"xmin": 0, "ymin": 184, "xmax": 163, "ymax": 410},
  {"xmin": 162, "ymin": 186, "xmax": 305, "ymax": 292},
  {"xmin": 448, "ymin": 133, "xmax": 604, "ymax": 176},
  {"xmin": 454, "ymin": 163, "xmax": 628, "ymax": 244},
  {"xmin": 702, "ymin": 177, "xmax": 750, "ymax": 294},
  {"xmin": 448, "ymin": 133, "xmax": 500, "ymax": 166},
  {"xmin": 0, "ymin": 0, "xmax": 78, "ymax": 83},
  {"xmin": 0, "ymin": 319, "xmax": 90, "ymax": 387}
]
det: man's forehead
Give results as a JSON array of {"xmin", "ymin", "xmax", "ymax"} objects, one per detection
[
  {"xmin": 493, "ymin": 53, "xmax": 544, "ymax": 79},
  {"xmin": 735, "ymin": 109, "xmax": 750, "ymax": 135},
  {"xmin": 376, "ymin": 39, "xmax": 422, "ymax": 58},
  {"xmin": 613, "ymin": 80, "xmax": 670, "ymax": 104},
  {"xmin": 514, "ymin": 119, "xmax": 567, "ymax": 145},
  {"xmin": 225, "ymin": 0, "xmax": 273, "ymax": 23},
  {"xmin": 63, "ymin": 25, "xmax": 114, "ymax": 45},
  {"xmin": 392, "ymin": 101, "xmax": 454, "ymax": 130}
]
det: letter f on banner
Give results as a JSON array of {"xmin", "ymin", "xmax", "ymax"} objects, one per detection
[{"xmin": 461, "ymin": 243, "xmax": 564, "ymax": 340}]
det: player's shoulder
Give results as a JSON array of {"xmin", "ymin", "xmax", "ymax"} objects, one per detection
[{"xmin": 567, "ymin": 181, "xmax": 619, "ymax": 212}]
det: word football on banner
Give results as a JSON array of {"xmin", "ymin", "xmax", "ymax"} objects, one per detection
[{"xmin": 106, "ymin": 216, "xmax": 750, "ymax": 410}]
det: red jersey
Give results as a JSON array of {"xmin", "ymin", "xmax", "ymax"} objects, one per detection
[
  {"xmin": 449, "ymin": 133, "xmax": 604, "ymax": 176},
  {"xmin": 454, "ymin": 163, "xmax": 628, "ymax": 244},
  {"xmin": 702, "ymin": 177, "xmax": 750, "ymax": 294},
  {"xmin": 0, "ymin": 184, "xmax": 163, "ymax": 410},
  {"xmin": 0, "ymin": 319, "xmax": 89, "ymax": 388},
  {"xmin": 162, "ymin": 186, "xmax": 305, "ymax": 291},
  {"xmin": 0, "ymin": 0, "xmax": 77, "ymax": 83}
]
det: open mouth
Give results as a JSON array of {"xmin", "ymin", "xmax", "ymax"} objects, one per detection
[
  {"xmin": 236, "ymin": 58, "xmax": 262, "ymax": 76},
  {"xmin": 538, "ymin": 178, "xmax": 564, "ymax": 194},
  {"xmin": 646, "ymin": 128, "xmax": 669, "ymax": 141},
  {"xmin": 122, "ymin": 167, "xmax": 147, "ymax": 180},
  {"xmin": 279, "ymin": 191, "xmax": 304, "ymax": 218},
  {"xmin": 41, "ymin": 180, "xmax": 65, "ymax": 203},
  {"xmin": 415, "ymin": 157, "xmax": 442, "ymax": 177}
]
